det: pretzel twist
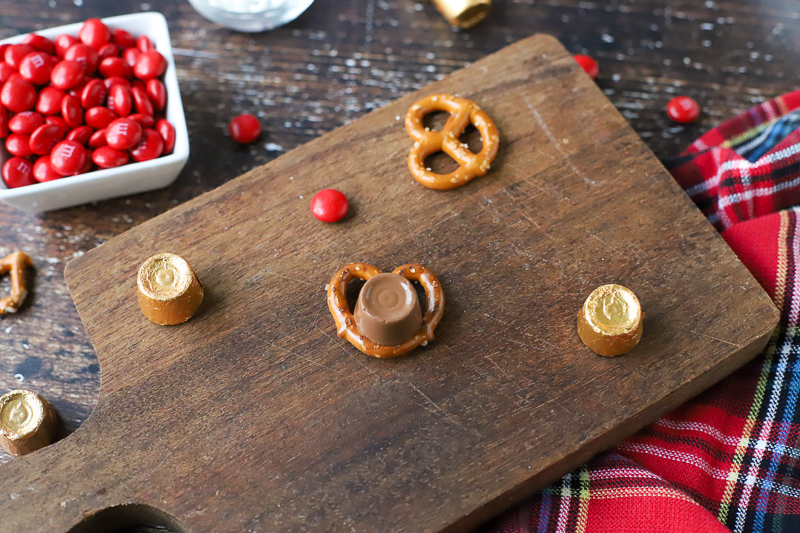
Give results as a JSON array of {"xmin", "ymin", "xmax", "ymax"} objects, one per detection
[
  {"xmin": 0, "ymin": 251, "xmax": 33, "ymax": 314},
  {"xmin": 406, "ymin": 93, "xmax": 500, "ymax": 190},
  {"xmin": 327, "ymin": 262, "xmax": 445, "ymax": 358}
]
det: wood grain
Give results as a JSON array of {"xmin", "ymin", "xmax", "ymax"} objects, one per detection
[
  {"xmin": 0, "ymin": 0, "xmax": 797, "ymax": 474},
  {"xmin": 0, "ymin": 35, "xmax": 778, "ymax": 532}
]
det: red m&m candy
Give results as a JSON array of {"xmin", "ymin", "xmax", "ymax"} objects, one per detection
[
  {"xmin": 32, "ymin": 156, "xmax": 63, "ymax": 182},
  {"xmin": 50, "ymin": 60, "xmax": 86, "ymax": 90},
  {"xmin": 310, "ymin": 189, "xmax": 349, "ymax": 223},
  {"xmin": 8, "ymin": 111, "xmax": 44, "ymax": 134},
  {"xmin": 228, "ymin": 114, "xmax": 261, "ymax": 144},
  {"xmin": 133, "ymin": 50, "xmax": 166, "ymax": 80},
  {"xmin": 146, "ymin": 79, "xmax": 166, "ymax": 111},
  {"xmin": 78, "ymin": 18, "xmax": 110, "ymax": 50},
  {"xmin": 54, "ymin": 34, "xmax": 77, "ymax": 58},
  {"xmin": 6, "ymin": 133, "xmax": 33, "ymax": 157},
  {"xmin": 4, "ymin": 44, "xmax": 34, "ymax": 69},
  {"xmin": 22, "ymin": 34, "xmax": 55, "ymax": 55},
  {"xmin": 36, "ymin": 87, "xmax": 66, "ymax": 115},
  {"xmin": 92, "ymin": 146, "xmax": 129, "ymax": 168},
  {"xmin": 130, "ymin": 128, "xmax": 163, "ymax": 162},
  {"xmin": 573, "ymin": 54, "xmax": 599, "ymax": 80},
  {"xmin": 2, "ymin": 157, "xmax": 35, "ymax": 188},
  {"xmin": 112, "ymin": 29, "xmax": 136, "ymax": 49},
  {"xmin": 2, "ymin": 22, "xmax": 176, "ymax": 188},
  {"xmin": 30, "ymin": 123, "xmax": 65, "ymax": 155},
  {"xmin": 667, "ymin": 96, "xmax": 700, "ymax": 124},
  {"xmin": 1, "ymin": 76, "xmax": 36, "ymax": 113},
  {"xmin": 50, "ymin": 140, "xmax": 87, "ymax": 176},
  {"xmin": 85, "ymin": 106, "xmax": 118, "ymax": 129},
  {"xmin": 19, "ymin": 51, "xmax": 54, "ymax": 85},
  {"xmin": 105, "ymin": 117, "xmax": 142, "ymax": 150},
  {"xmin": 156, "ymin": 119, "xmax": 175, "ymax": 153}
]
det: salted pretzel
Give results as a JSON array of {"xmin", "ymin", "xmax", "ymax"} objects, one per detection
[
  {"xmin": 405, "ymin": 93, "xmax": 500, "ymax": 190},
  {"xmin": 0, "ymin": 251, "xmax": 34, "ymax": 314},
  {"xmin": 327, "ymin": 262, "xmax": 445, "ymax": 358}
]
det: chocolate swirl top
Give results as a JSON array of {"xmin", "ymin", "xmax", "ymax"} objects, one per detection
[{"xmin": 354, "ymin": 273, "xmax": 422, "ymax": 346}]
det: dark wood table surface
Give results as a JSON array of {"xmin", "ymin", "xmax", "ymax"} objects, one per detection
[{"xmin": 0, "ymin": 0, "xmax": 797, "ymax": 528}]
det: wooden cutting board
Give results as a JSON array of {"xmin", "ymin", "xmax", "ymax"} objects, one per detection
[{"xmin": 0, "ymin": 35, "xmax": 778, "ymax": 532}]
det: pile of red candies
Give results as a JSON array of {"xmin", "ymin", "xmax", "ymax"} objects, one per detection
[{"xmin": 0, "ymin": 18, "xmax": 176, "ymax": 188}]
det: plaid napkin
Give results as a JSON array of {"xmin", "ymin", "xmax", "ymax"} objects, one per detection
[{"xmin": 486, "ymin": 89, "xmax": 800, "ymax": 533}]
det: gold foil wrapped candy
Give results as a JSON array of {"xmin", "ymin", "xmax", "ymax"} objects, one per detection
[
  {"xmin": 137, "ymin": 253, "xmax": 204, "ymax": 326},
  {"xmin": 0, "ymin": 389, "xmax": 59, "ymax": 456},
  {"xmin": 577, "ymin": 284, "xmax": 643, "ymax": 357},
  {"xmin": 432, "ymin": 0, "xmax": 491, "ymax": 28}
]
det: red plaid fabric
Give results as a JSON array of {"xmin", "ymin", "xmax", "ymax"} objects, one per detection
[{"xmin": 485, "ymin": 90, "xmax": 800, "ymax": 533}]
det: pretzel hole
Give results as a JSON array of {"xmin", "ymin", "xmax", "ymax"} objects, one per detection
[
  {"xmin": 458, "ymin": 124, "xmax": 483, "ymax": 154},
  {"xmin": 424, "ymin": 151, "xmax": 460, "ymax": 174},
  {"xmin": 345, "ymin": 277, "xmax": 366, "ymax": 313},
  {"xmin": 411, "ymin": 279, "xmax": 428, "ymax": 316},
  {"xmin": 422, "ymin": 110, "xmax": 450, "ymax": 132}
]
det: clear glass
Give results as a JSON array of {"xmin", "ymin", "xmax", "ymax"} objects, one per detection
[{"xmin": 187, "ymin": 0, "xmax": 316, "ymax": 32}]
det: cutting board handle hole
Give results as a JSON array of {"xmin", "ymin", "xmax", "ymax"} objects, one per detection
[{"xmin": 66, "ymin": 503, "xmax": 187, "ymax": 533}]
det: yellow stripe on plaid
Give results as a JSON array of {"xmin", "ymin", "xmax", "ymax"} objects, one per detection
[
  {"xmin": 717, "ymin": 211, "xmax": 789, "ymax": 523},
  {"xmin": 590, "ymin": 486, "xmax": 703, "ymax": 505},
  {"xmin": 721, "ymin": 110, "xmax": 798, "ymax": 150},
  {"xmin": 575, "ymin": 465, "xmax": 591, "ymax": 533}
]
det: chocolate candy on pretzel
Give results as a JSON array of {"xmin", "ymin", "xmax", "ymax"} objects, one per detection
[{"xmin": 327, "ymin": 262, "xmax": 445, "ymax": 358}]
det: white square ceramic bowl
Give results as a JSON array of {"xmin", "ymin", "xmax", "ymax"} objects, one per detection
[{"xmin": 0, "ymin": 12, "xmax": 189, "ymax": 212}]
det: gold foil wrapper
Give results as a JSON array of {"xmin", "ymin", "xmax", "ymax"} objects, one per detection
[
  {"xmin": 0, "ymin": 389, "xmax": 59, "ymax": 456},
  {"xmin": 137, "ymin": 252, "xmax": 204, "ymax": 326},
  {"xmin": 577, "ymin": 284, "xmax": 643, "ymax": 357},
  {"xmin": 432, "ymin": 0, "xmax": 491, "ymax": 28}
]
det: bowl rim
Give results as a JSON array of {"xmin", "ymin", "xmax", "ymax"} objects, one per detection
[{"xmin": 0, "ymin": 12, "xmax": 190, "ymax": 204}]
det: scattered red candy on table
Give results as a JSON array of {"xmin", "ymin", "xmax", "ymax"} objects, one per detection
[
  {"xmin": 573, "ymin": 54, "xmax": 599, "ymax": 80},
  {"xmin": 310, "ymin": 189, "xmax": 349, "ymax": 223},
  {"xmin": 667, "ymin": 95, "xmax": 700, "ymax": 124},
  {"xmin": 0, "ymin": 18, "xmax": 177, "ymax": 189},
  {"xmin": 228, "ymin": 114, "xmax": 261, "ymax": 144}
]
